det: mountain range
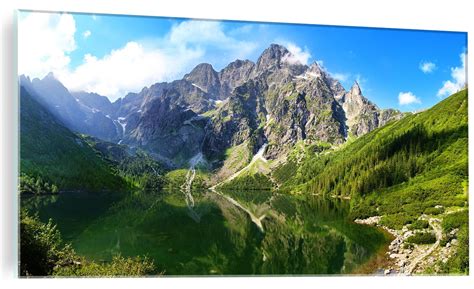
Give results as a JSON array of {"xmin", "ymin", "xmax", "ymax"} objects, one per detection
[{"xmin": 20, "ymin": 44, "xmax": 403, "ymax": 172}]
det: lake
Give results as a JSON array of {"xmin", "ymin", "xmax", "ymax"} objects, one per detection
[{"xmin": 21, "ymin": 189, "xmax": 389, "ymax": 275}]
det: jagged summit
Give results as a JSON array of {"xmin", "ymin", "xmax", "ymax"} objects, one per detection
[
  {"xmin": 254, "ymin": 43, "xmax": 292, "ymax": 74},
  {"xmin": 184, "ymin": 62, "xmax": 220, "ymax": 97},
  {"xmin": 349, "ymin": 81, "xmax": 362, "ymax": 95},
  {"xmin": 185, "ymin": 63, "xmax": 217, "ymax": 78},
  {"xmin": 262, "ymin": 43, "xmax": 290, "ymax": 59}
]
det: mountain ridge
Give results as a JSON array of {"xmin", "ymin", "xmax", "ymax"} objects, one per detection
[{"xmin": 19, "ymin": 43, "xmax": 403, "ymax": 170}]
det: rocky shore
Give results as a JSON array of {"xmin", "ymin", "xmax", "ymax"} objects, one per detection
[{"xmin": 355, "ymin": 213, "xmax": 458, "ymax": 275}]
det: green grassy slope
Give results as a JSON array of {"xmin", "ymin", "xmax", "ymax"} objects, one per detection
[{"xmin": 20, "ymin": 86, "xmax": 125, "ymax": 192}]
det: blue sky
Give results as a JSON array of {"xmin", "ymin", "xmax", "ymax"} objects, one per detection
[{"xmin": 18, "ymin": 11, "xmax": 467, "ymax": 111}]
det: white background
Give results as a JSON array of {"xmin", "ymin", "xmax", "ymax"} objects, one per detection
[{"xmin": 1, "ymin": 0, "xmax": 472, "ymax": 288}]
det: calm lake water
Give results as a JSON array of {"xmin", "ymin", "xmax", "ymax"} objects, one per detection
[{"xmin": 21, "ymin": 189, "xmax": 388, "ymax": 275}]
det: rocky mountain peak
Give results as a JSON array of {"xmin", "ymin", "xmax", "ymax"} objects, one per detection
[
  {"xmin": 305, "ymin": 62, "xmax": 324, "ymax": 78},
  {"xmin": 349, "ymin": 81, "xmax": 362, "ymax": 96},
  {"xmin": 336, "ymin": 80, "xmax": 402, "ymax": 137},
  {"xmin": 223, "ymin": 59, "xmax": 253, "ymax": 70},
  {"xmin": 183, "ymin": 63, "xmax": 220, "ymax": 97},
  {"xmin": 218, "ymin": 59, "xmax": 255, "ymax": 98},
  {"xmin": 263, "ymin": 43, "xmax": 290, "ymax": 59},
  {"xmin": 254, "ymin": 44, "xmax": 291, "ymax": 74},
  {"xmin": 31, "ymin": 72, "xmax": 70, "ymax": 96},
  {"xmin": 186, "ymin": 63, "xmax": 216, "ymax": 77}
]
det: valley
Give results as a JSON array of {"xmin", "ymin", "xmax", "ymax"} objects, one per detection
[{"xmin": 18, "ymin": 44, "xmax": 468, "ymax": 276}]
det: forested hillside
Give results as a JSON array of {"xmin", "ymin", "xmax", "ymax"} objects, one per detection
[
  {"xmin": 279, "ymin": 89, "xmax": 467, "ymax": 221},
  {"xmin": 19, "ymin": 87, "xmax": 126, "ymax": 193}
]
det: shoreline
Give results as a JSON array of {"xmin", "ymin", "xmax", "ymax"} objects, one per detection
[
  {"xmin": 349, "ymin": 227, "xmax": 395, "ymax": 275},
  {"xmin": 353, "ymin": 214, "xmax": 458, "ymax": 275}
]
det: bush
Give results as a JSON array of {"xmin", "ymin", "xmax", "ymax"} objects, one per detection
[
  {"xmin": 406, "ymin": 232, "xmax": 436, "ymax": 244},
  {"xmin": 379, "ymin": 213, "xmax": 416, "ymax": 230},
  {"xmin": 53, "ymin": 255, "xmax": 156, "ymax": 277},
  {"xmin": 438, "ymin": 225, "xmax": 469, "ymax": 274},
  {"xmin": 442, "ymin": 210, "xmax": 468, "ymax": 234},
  {"xmin": 20, "ymin": 211, "xmax": 72, "ymax": 276},
  {"xmin": 424, "ymin": 206, "xmax": 445, "ymax": 215},
  {"xmin": 140, "ymin": 173, "xmax": 165, "ymax": 191},
  {"xmin": 409, "ymin": 219, "xmax": 429, "ymax": 230}
]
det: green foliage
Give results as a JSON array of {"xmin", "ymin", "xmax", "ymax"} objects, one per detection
[
  {"xmin": 272, "ymin": 160, "xmax": 298, "ymax": 185},
  {"xmin": 219, "ymin": 173, "xmax": 274, "ymax": 191},
  {"xmin": 53, "ymin": 255, "xmax": 155, "ymax": 277},
  {"xmin": 116, "ymin": 153, "xmax": 165, "ymax": 191},
  {"xmin": 20, "ymin": 87, "xmax": 126, "ymax": 192},
  {"xmin": 139, "ymin": 173, "xmax": 165, "ymax": 191},
  {"xmin": 424, "ymin": 206, "xmax": 445, "ymax": 215},
  {"xmin": 164, "ymin": 169, "xmax": 207, "ymax": 192},
  {"xmin": 442, "ymin": 210, "xmax": 468, "ymax": 234},
  {"xmin": 406, "ymin": 232, "xmax": 436, "ymax": 244},
  {"xmin": 379, "ymin": 213, "xmax": 416, "ymax": 230},
  {"xmin": 20, "ymin": 210, "xmax": 156, "ymax": 277},
  {"xmin": 439, "ymin": 226, "xmax": 469, "ymax": 274},
  {"xmin": 83, "ymin": 136, "xmax": 166, "ymax": 192},
  {"xmin": 19, "ymin": 173, "xmax": 59, "ymax": 195},
  {"xmin": 408, "ymin": 219, "xmax": 429, "ymax": 230},
  {"xmin": 20, "ymin": 210, "xmax": 72, "ymax": 276}
]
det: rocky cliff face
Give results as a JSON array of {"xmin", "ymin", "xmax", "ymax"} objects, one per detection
[
  {"xmin": 337, "ymin": 81, "xmax": 403, "ymax": 137},
  {"xmin": 22, "ymin": 44, "xmax": 403, "ymax": 169},
  {"xmin": 218, "ymin": 60, "xmax": 255, "ymax": 99},
  {"xmin": 204, "ymin": 45, "xmax": 348, "ymax": 160}
]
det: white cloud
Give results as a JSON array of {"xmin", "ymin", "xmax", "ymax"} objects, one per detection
[
  {"xmin": 58, "ymin": 20, "xmax": 262, "ymax": 100},
  {"xmin": 18, "ymin": 12, "xmax": 76, "ymax": 78},
  {"xmin": 419, "ymin": 61, "xmax": 436, "ymax": 73},
  {"xmin": 167, "ymin": 20, "xmax": 258, "ymax": 62},
  {"xmin": 331, "ymin": 73, "xmax": 350, "ymax": 83},
  {"xmin": 437, "ymin": 52, "xmax": 467, "ymax": 98},
  {"xmin": 19, "ymin": 17, "xmax": 262, "ymax": 101},
  {"xmin": 59, "ymin": 42, "xmax": 203, "ymax": 101},
  {"xmin": 82, "ymin": 30, "xmax": 91, "ymax": 39},
  {"xmin": 398, "ymin": 91, "xmax": 421, "ymax": 105},
  {"xmin": 282, "ymin": 43, "xmax": 311, "ymax": 65}
]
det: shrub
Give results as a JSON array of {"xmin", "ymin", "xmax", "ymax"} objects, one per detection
[
  {"xmin": 424, "ymin": 206, "xmax": 445, "ymax": 215},
  {"xmin": 53, "ymin": 255, "xmax": 156, "ymax": 277},
  {"xmin": 406, "ymin": 232, "xmax": 436, "ymax": 244},
  {"xmin": 20, "ymin": 210, "xmax": 72, "ymax": 276},
  {"xmin": 439, "ymin": 226, "xmax": 469, "ymax": 274},
  {"xmin": 442, "ymin": 210, "xmax": 468, "ymax": 234},
  {"xmin": 380, "ymin": 213, "xmax": 416, "ymax": 230},
  {"xmin": 409, "ymin": 219, "xmax": 429, "ymax": 230}
]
